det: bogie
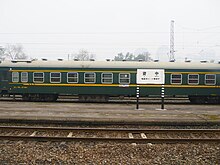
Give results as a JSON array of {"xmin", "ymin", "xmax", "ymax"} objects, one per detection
[
  {"xmin": 79, "ymin": 95, "xmax": 109, "ymax": 102},
  {"xmin": 189, "ymin": 96, "xmax": 220, "ymax": 104},
  {"xmin": 22, "ymin": 94, "xmax": 58, "ymax": 102}
]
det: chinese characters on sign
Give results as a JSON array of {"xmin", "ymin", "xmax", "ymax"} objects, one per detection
[{"xmin": 136, "ymin": 69, "xmax": 165, "ymax": 84}]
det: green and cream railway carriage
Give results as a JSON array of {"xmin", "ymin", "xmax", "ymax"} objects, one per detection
[{"xmin": 0, "ymin": 60, "xmax": 219, "ymax": 103}]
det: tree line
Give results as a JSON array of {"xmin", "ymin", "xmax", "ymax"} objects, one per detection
[
  {"xmin": 0, "ymin": 44, "xmax": 152, "ymax": 61},
  {"xmin": 114, "ymin": 52, "xmax": 152, "ymax": 61}
]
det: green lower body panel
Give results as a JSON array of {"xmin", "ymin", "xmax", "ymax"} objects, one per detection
[{"xmin": 9, "ymin": 84, "xmax": 220, "ymax": 97}]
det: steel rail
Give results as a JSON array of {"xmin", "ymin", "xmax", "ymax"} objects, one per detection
[
  {"xmin": 0, "ymin": 126, "xmax": 219, "ymax": 133},
  {"xmin": 0, "ymin": 135, "xmax": 219, "ymax": 143}
]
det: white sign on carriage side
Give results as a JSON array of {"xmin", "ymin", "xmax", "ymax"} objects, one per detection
[{"xmin": 136, "ymin": 69, "xmax": 165, "ymax": 84}]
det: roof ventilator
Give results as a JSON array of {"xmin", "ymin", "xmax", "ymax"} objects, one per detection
[
  {"xmin": 11, "ymin": 60, "xmax": 33, "ymax": 63},
  {"xmin": 185, "ymin": 59, "xmax": 191, "ymax": 63},
  {"xmin": 169, "ymin": 59, "xmax": 175, "ymax": 62},
  {"xmin": 200, "ymin": 60, "xmax": 208, "ymax": 63},
  {"xmin": 42, "ymin": 58, "xmax": 48, "ymax": 61}
]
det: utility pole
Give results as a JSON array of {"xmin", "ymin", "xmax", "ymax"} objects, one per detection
[
  {"xmin": 0, "ymin": 46, "xmax": 3, "ymax": 52},
  {"xmin": 0, "ymin": 46, "xmax": 4, "ymax": 61},
  {"xmin": 170, "ymin": 20, "xmax": 175, "ymax": 62}
]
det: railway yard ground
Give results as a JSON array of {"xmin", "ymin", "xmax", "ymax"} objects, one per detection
[
  {"xmin": 0, "ymin": 100, "xmax": 219, "ymax": 164},
  {"xmin": 0, "ymin": 98, "xmax": 219, "ymax": 123}
]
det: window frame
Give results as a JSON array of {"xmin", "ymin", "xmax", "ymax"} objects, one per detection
[
  {"xmin": 21, "ymin": 72, "xmax": 28, "ymax": 83},
  {"xmin": 33, "ymin": 72, "xmax": 44, "ymax": 83},
  {"xmin": 170, "ymin": 74, "xmax": 182, "ymax": 84},
  {"xmin": 50, "ymin": 72, "xmax": 61, "ymax": 83},
  {"xmin": 101, "ymin": 73, "xmax": 113, "ymax": 84},
  {"xmin": 205, "ymin": 74, "xmax": 216, "ymax": 85},
  {"xmin": 119, "ymin": 73, "xmax": 130, "ymax": 84},
  {"xmin": 67, "ymin": 72, "xmax": 78, "ymax": 83},
  {"xmin": 12, "ymin": 72, "xmax": 19, "ymax": 83},
  {"xmin": 188, "ymin": 74, "xmax": 199, "ymax": 85},
  {"xmin": 84, "ymin": 72, "xmax": 96, "ymax": 84}
]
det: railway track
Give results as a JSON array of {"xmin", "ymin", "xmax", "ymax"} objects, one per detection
[{"xmin": 0, "ymin": 126, "xmax": 219, "ymax": 143}]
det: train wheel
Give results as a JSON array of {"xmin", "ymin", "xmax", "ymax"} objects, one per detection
[
  {"xmin": 188, "ymin": 96, "xmax": 206, "ymax": 104},
  {"xmin": 79, "ymin": 95, "xmax": 109, "ymax": 102},
  {"xmin": 39, "ymin": 94, "xmax": 58, "ymax": 102},
  {"xmin": 22, "ymin": 94, "xmax": 30, "ymax": 101},
  {"xmin": 79, "ymin": 95, "xmax": 86, "ymax": 102},
  {"xmin": 31, "ymin": 94, "xmax": 40, "ymax": 101},
  {"xmin": 207, "ymin": 96, "xmax": 220, "ymax": 104},
  {"xmin": 23, "ymin": 94, "xmax": 40, "ymax": 101}
]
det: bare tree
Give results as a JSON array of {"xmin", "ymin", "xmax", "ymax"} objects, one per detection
[
  {"xmin": 114, "ymin": 51, "xmax": 152, "ymax": 61},
  {"xmin": 114, "ymin": 52, "xmax": 134, "ymax": 61},
  {"xmin": 3, "ymin": 44, "xmax": 28, "ymax": 60},
  {"xmin": 114, "ymin": 53, "xmax": 124, "ymax": 61},
  {"xmin": 71, "ymin": 49, "xmax": 95, "ymax": 61},
  {"xmin": 134, "ymin": 52, "xmax": 152, "ymax": 61},
  {"xmin": 0, "ymin": 46, "xmax": 6, "ymax": 61}
]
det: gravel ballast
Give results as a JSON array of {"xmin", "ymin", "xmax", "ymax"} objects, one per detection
[{"xmin": 0, "ymin": 142, "xmax": 219, "ymax": 164}]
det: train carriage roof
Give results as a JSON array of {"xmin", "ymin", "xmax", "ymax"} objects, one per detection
[{"xmin": 0, "ymin": 60, "xmax": 220, "ymax": 70}]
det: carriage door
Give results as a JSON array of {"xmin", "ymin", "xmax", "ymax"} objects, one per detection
[{"xmin": 0, "ymin": 69, "xmax": 9, "ymax": 93}]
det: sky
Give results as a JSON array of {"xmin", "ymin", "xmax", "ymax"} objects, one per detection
[{"xmin": 0, "ymin": 0, "xmax": 220, "ymax": 62}]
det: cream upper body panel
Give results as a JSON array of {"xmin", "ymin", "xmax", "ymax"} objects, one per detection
[{"xmin": 0, "ymin": 60, "xmax": 220, "ymax": 70}]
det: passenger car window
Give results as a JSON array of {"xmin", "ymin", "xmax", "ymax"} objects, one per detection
[
  {"xmin": 119, "ymin": 73, "xmax": 130, "ymax": 84},
  {"xmin": 21, "ymin": 72, "xmax": 28, "ymax": 82},
  {"xmin": 171, "ymin": 74, "xmax": 182, "ymax": 84},
  {"xmin": 188, "ymin": 74, "xmax": 199, "ymax": 84},
  {"xmin": 205, "ymin": 74, "xmax": 216, "ymax": 85},
  {"xmin": 33, "ymin": 72, "xmax": 44, "ymax": 83},
  {"xmin": 84, "ymin": 72, "xmax": 95, "ymax": 83},
  {"xmin": 67, "ymin": 72, "xmax": 78, "ymax": 83},
  {"xmin": 102, "ymin": 73, "xmax": 113, "ymax": 84},
  {"xmin": 50, "ymin": 72, "xmax": 61, "ymax": 83},
  {"xmin": 12, "ymin": 72, "xmax": 19, "ymax": 82}
]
